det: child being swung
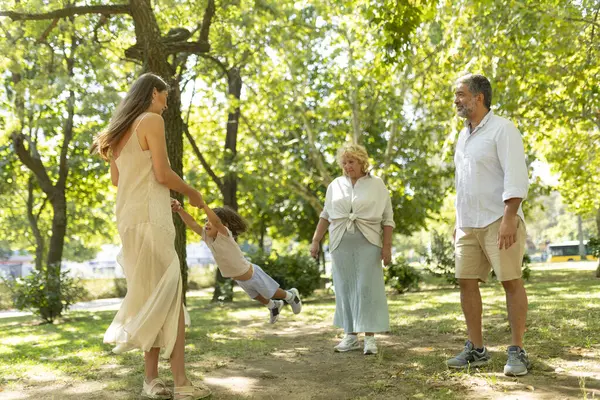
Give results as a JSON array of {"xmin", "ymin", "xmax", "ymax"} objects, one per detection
[{"xmin": 171, "ymin": 199, "xmax": 302, "ymax": 323}]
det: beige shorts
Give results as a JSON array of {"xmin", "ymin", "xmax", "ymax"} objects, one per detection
[{"xmin": 455, "ymin": 217, "xmax": 526, "ymax": 282}]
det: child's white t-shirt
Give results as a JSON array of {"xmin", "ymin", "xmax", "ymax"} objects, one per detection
[{"xmin": 202, "ymin": 227, "xmax": 251, "ymax": 278}]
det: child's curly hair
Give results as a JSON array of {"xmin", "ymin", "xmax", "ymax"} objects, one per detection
[{"xmin": 213, "ymin": 206, "xmax": 248, "ymax": 238}]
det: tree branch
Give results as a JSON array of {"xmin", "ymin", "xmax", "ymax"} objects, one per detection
[
  {"xmin": 199, "ymin": 0, "xmax": 215, "ymax": 43},
  {"xmin": 0, "ymin": 5, "xmax": 131, "ymax": 21},
  {"xmin": 565, "ymin": 17, "xmax": 600, "ymax": 29},
  {"xmin": 183, "ymin": 124, "xmax": 224, "ymax": 191},
  {"xmin": 299, "ymin": 113, "xmax": 333, "ymax": 186},
  {"xmin": 36, "ymin": 18, "xmax": 58, "ymax": 42},
  {"xmin": 383, "ymin": 120, "xmax": 398, "ymax": 178},
  {"xmin": 125, "ymin": 40, "xmax": 210, "ymax": 61},
  {"xmin": 199, "ymin": 53, "xmax": 228, "ymax": 78},
  {"xmin": 288, "ymin": 180, "xmax": 323, "ymax": 214},
  {"xmin": 12, "ymin": 132, "xmax": 56, "ymax": 197}
]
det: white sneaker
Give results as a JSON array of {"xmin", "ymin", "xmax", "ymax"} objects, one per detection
[
  {"xmin": 269, "ymin": 300, "xmax": 284, "ymax": 324},
  {"xmin": 286, "ymin": 288, "xmax": 302, "ymax": 314},
  {"xmin": 334, "ymin": 334, "xmax": 361, "ymax": 352},
  {"xmin": 364, "ymin": 336, "xmax": 378, "ymax": 355}
]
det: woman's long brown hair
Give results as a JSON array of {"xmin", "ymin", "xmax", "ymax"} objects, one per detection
[{"xmin": 90, "ymin": 73, "xmax": 169, "ymax": 160}]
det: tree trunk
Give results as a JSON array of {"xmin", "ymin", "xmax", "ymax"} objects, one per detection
[
  {"xmin": 163, "ymin": 83, "xmax": 189, "ymax": 300},
  {"xmin": 577, "ymin": 214, "xmax": 587, "ymax": 260},
  {"xmin": 46, "ymin": 195, "xmax": 67, "ymax": 267},
  {"xmin": 596, "ymin": 208, "xmax": 600, "ymax": 277},
  {"xmin": 1, "ymin": 0, "xmax": 216, "ymax": 308},
  {"xmin": 259, "ymin": 214, "xmax": 266, "ymax": 251},
  {"xmin": 212, "ymin": 66, "xmax": 242, "ymax": 302},
  {"xmin": 131, "ymin": 0, "xmax": 191, "ymax": 302},
  {"xmin": 26, "ymin": 177, "xmax": 45, "ymax": 270},
  {"xmin": 222, "ymin": 67, "xmax": 242, "ymax": 211}
]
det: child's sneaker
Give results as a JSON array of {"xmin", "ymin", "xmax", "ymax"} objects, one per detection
[
  {"xmin": 334, "ymin": 334, "xmax": 361, "ymax": 352},
  {"xmin": 286, "ymin": 288, "xmax": 302, "ymax": 314},
  {"xmin": 269, "ymin": 300, "xmax": 284, "ymax": 324}
]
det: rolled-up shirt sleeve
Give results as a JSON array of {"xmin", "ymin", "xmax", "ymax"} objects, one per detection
[
  {"xmin": 497, "ymin": 123, "xmax": 529, "ymax": 202},
  {"xmin": 381, "ymin": 184, "xmax": 396, "ymax": 228}
]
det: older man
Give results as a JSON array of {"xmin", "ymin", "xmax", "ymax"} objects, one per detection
[{"xmin": 447, "ymin": 74, "xmax": 530, "ymax": 376}]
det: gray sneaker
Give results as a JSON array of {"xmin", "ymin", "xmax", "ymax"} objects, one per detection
[
  {"xmin": 286, "ymin": 288, "xmax": 302, "ymax": 314},
  {"xmin": 504, "ymin": 346, "xmax": 531, "ymax": 376},
  {"xmin": 269, "ymin": 300, "xmax": 284, "ymax": 324},
  {"xmin": 447, "ymin": 340, "xmax": 491, "ymax": 369}
]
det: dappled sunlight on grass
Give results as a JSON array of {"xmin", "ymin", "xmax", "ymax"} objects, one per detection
[{"xmin": 0, "ymin": 262, "xmax": 599, "ymax": 399}]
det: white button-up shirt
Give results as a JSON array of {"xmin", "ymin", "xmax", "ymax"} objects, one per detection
[
  {"xmin": 320, "ymin": 174, "xmax": 395, "ymax": 251},
  {"xmin": 454, "ymin": 110, "xmax": 529, "ymax": 228}
]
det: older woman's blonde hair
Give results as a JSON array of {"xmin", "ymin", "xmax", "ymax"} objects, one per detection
[{"xmin": 336, "ymin": 143, "xmax": 370, "ymax": 175}]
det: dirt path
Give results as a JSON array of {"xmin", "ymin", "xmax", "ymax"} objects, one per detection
[{"xmin": 2, "ymin": 317, "xmax": 598, "ymax": 400}]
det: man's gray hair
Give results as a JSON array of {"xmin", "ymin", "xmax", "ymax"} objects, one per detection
[{"xmin": 456, "ymin": 74, "xmax": 492, "ymax": 110}]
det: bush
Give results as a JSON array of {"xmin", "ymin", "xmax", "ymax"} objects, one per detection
[
  {"xmin": 113, "ymin": 278, "xmax": 128, "ymax": 297},
  {"xmin": 0, "ymin": 282, "xmax": 12, "ymax": 310},
  {"xmin": 422, "ymin": 231, "xmax": 457, "ymax": 286},
  {"xmin": 587, "ymin": 237, "xmax": 600, "ymax": 278},
  {"xmin": 248, "ymin": 249, "xmax": 321, "ymax": 298},
  {"xmin": 384, "ymin": 257, "xmax": 421, "ymax": 294},
  {"xmin": 521, "ymin": 253, "xmax": 532, "ymax": 281},
  {"xmin": 4, "ymin": 264, "xmax": 87, "ymax": 323}
]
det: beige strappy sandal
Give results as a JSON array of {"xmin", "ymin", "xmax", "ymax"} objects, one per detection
[
  {"xmin": 141, "ymin": 378, "xmax": 172, "ymax": 399},
  {"xmin": 174, "ymin": 381, "xmax": 212, "ymax": 400}
]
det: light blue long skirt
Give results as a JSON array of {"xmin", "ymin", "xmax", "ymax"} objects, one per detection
[{"xmin": 331, "ymin": 229, "xmax": 390, "ymax": 333}]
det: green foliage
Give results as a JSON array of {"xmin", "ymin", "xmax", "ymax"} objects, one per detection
[
  {"xmin": 585, "ymin": 237, "xmax": 600, "ymax": 278},
  {"xmin": 248, "ymin": 249, "xmax": 321, "ymax": 298},
  {"xmin": 521, "ymin": 253, "xmax": 532, "ymax": 281},
  {"xmin": 2, "ymin": 0, "xmax": 598, "ymax": 300},
  {"xmin": 586, "ymin": 237, "xmax": 600, "ymax": 258},
  {"xmin": 422, "ymin": 231, "xmax": 457, "ymax": 286},
  {"xmin": 0, "ymin": 241, "xmax": 10, "ymax": 261},
  {"xmin": 4, "ymin": 264, "xmax": 87, "ymax": 323},
  {"xmin": 384, "ymin": 256, "xmax": 421, "ymax": 294},
  {"xmin": 214, "ymin": 276, "xmax": 235, "ymax": 303},
  {"xmin": 366, "ymin": 0, "xmax": 434, "ymax": 61},
  {"xmin": 113, "ymin": 278, "xmax": 128, "ymax": 298}
]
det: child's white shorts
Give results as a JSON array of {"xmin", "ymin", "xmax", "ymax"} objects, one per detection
[{"xmin": 235, "ymin": 264, "xmax": 280, "ymax": 299}]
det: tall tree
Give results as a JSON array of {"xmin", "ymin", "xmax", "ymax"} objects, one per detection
[{"xmin": 1, "ymin": 0, "xmax": 217, "ymax": 301}]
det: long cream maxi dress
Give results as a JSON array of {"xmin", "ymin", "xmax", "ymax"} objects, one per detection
[{"xmin": 104, "ymin": 113, "xmax": 190, "ymax": 359}]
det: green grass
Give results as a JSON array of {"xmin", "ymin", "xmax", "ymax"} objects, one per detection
[{"xmin": 1, "ymin": 262, "xmax": 599, "ymax": 399}]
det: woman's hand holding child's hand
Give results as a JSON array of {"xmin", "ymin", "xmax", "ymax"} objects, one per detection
[
  {"xmin": 170, "ymin": 198, "xmax": 183, "ymax": 213},
  {"xmin": 188, "ymin": 190, "xmax": 205, "ymax": 208}
]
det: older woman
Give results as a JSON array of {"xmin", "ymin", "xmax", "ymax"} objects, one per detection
[{"xmin": 310, "ymin": 143, "xmax": 394, "ymax": 355}]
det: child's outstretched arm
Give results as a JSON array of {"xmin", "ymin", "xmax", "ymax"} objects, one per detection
[
  {"xmin": 201, "ymin": 203, "xmax": 229, "ymax": 236},
  {"xmin": 171, "ymin": 198, "xmax": 204, "ymax": 235}
]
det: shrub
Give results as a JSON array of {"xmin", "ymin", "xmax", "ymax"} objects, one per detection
[
  {"xmin": 587, "ymin": 237, "xmax": 600, "ymax": 278},
  {"xmin": 384, "ymin": 257, "xmax": 421, "ymax": 294},
  {"xmin": 248, "ymin": 249, "xmax": 321, "ymax": 298},
  {"xmin": 422, "ymin": 231, "xmax": 457, "ymax": 286},
  {"xmin": 0, "ymin": 282, "xmax": 12, "ymax": 310},
  {"xmin": 4, "ymin": 263, "xmax": 87, "ymax": 323},
  {"xmin": 113, "ymin": 278, "xmax": 128, "ymax": 297},
  {"xmin": 521, "ymin": 253, "xmax": 532, "ymax": 281}
]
